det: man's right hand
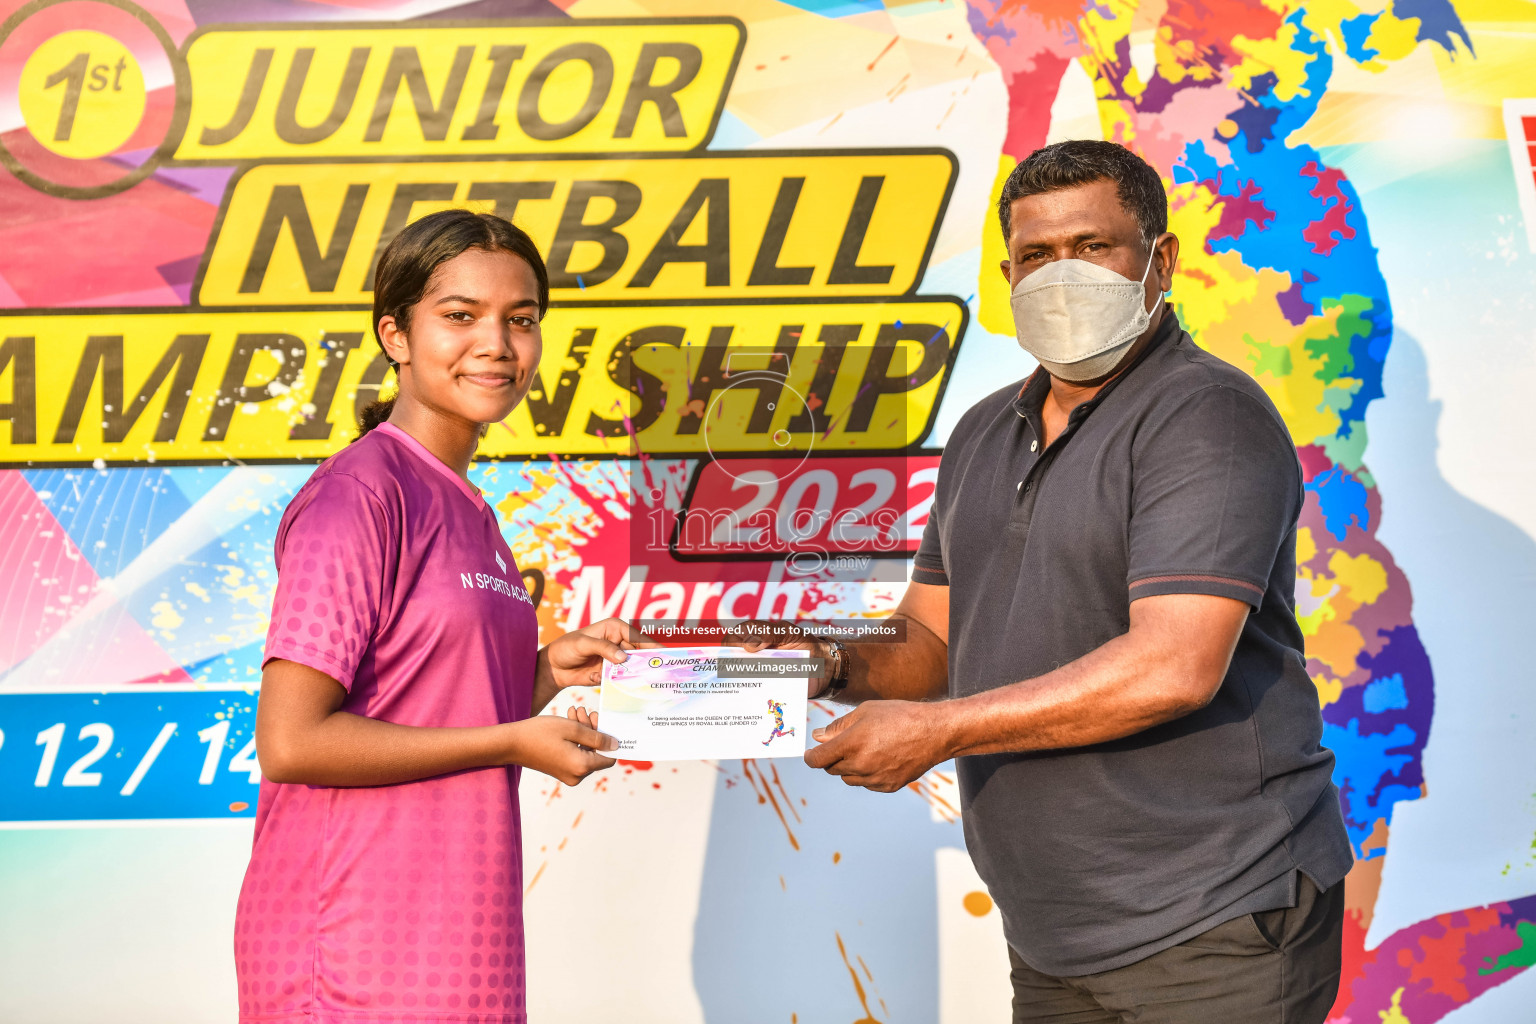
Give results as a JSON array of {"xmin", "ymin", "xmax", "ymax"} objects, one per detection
[
  {"xmin": 723, "ymin": 619, "xmax": 831, "ymax": 698},
  {"xmin": 502, "ymin": 711, "xmax": 617, "ymax": 786}
]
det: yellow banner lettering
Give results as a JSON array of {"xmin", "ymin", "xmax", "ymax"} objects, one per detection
[
  {"xmin": 175, "ymin": 21, "xmax": 743, "ymax": 160},
  {"xmin": 195, "ymin": 152, "xmax": 957, "ymax": 304},
  {"xmin": 0, "ymin": 299, "xmax": 965, "ymax": 466}
]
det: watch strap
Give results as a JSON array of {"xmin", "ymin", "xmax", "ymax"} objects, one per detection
[{"xmin": 818, "ymin": 637, "xmax": 850, "ymax": 699}]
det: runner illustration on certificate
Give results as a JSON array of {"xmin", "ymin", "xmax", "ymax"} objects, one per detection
[{"xmin": 763, "ymin": 699, "xmax": 796, "ymax": 747}]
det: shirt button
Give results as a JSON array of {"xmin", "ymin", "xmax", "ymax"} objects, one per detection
[
  {"xmin": 1030, "ymin": 439, "xmax": 1039, "ymax": 452},
  {"xmin": 1017, "ymin": 481, "xmax": 1024, "ymax": 493}
]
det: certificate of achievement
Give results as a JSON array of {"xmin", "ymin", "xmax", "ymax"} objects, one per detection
[{"xmin": 598, "ymin": 647, "xmax": 811, "ymax": 760}]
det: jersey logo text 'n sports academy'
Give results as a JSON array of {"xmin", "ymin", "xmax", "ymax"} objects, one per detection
[{"xmin": 460, "ymin": 570, "xmax": 534, "ymax": 606}]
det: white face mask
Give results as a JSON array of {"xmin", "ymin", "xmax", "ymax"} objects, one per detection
[{"xmin": 1009, "ymin": 247, "xmax": 1163, "ymax": 383}]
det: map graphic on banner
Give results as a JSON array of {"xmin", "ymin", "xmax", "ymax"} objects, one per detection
[{"xmin": 0, "ymin": 0, "xmax": 1534, "ymax": 1022}]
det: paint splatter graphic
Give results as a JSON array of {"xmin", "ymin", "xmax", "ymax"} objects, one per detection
[{"xmin": 964, "ymin": 0, "xmax": 1533, "ymax": 1018}]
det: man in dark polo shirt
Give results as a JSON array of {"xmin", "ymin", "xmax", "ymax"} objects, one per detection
[{"xmin": 743, "ymin": 141, "xmax": 1353, "ymax": 1022}]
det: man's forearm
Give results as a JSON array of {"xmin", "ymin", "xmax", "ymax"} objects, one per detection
[
  {"xmin": 832, "ymin": 613, "xmax": 948, "ymax": 703},
  {"xmin": 933, "ymin": 607, "xmax": 1233, "ymax": 756},
  {"xmin": 800, "ymin": 584, "xmax": 1243, "ymax": 793}
]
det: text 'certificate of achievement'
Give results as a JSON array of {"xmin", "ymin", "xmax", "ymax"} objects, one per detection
[{"xmin": 599, "ymin": 647, "xmax": 811, "ymax": 760}]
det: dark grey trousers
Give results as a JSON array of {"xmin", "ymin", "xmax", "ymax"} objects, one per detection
[{"xmin": 1009, "ymin": 874, "xmax": 1344, "ymax": 1024}]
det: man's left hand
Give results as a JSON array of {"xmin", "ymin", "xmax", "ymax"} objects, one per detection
[{"xmin": 804, "ymin": 700, "xmax": 952, "ymax": 793}]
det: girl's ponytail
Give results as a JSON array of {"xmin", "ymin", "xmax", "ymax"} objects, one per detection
[{"xmin": 355, "ymin": 396, "xmax": 396, "ymax": 438}]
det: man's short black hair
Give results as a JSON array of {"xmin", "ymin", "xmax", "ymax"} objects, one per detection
[{"xmin": 997, "ymin": 140, "xmax": 1168, "ymax": 251}]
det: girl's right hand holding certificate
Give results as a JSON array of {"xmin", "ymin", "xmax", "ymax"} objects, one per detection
[{"xmin": 500, "ymin": 706, "xmax": 617, "ymax": 787}]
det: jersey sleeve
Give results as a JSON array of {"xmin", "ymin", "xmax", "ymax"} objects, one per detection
[
  {"xmin": 264, "ymin": 473, "xmax": 391, "ymax": 690},
  {"xmin": 911, "ymin": 494, "xmax": 949, "ymax": 586},
  {"xmin": 1126, "ymin": 384, "xmax": 1300, "ymax": 609}
]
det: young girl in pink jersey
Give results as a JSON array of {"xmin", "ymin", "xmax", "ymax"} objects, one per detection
[{"xmin": 237, "ymin": 210, "xmax": 630, "ymax": 1023}]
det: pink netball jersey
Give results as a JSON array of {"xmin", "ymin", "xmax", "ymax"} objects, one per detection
[{"xmin": 236, "ymin": 421, "xmax": 538, "ymax": 1023}]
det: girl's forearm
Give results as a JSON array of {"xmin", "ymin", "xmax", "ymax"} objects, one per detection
[
  {"xmin": 531, "ymin": 646, "xmax": 559, "ymax": 714},
  {"xmin": 260, "ymin": 711, "xmax": 513, "ymax": 787}
]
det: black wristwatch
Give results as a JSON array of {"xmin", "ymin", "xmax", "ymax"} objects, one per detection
[{"xmin": 816, "ymin": 637, "xmax": 850, "ymax": 700}]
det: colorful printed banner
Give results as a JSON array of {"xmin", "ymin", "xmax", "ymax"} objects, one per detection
[
  {"xmin": 0, "ymin": 1, "xmax": 1534, "ymax": 1022},
  {"xmin": 0, "ymin": 687, "xmax": 259, "ymax": 823}
]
